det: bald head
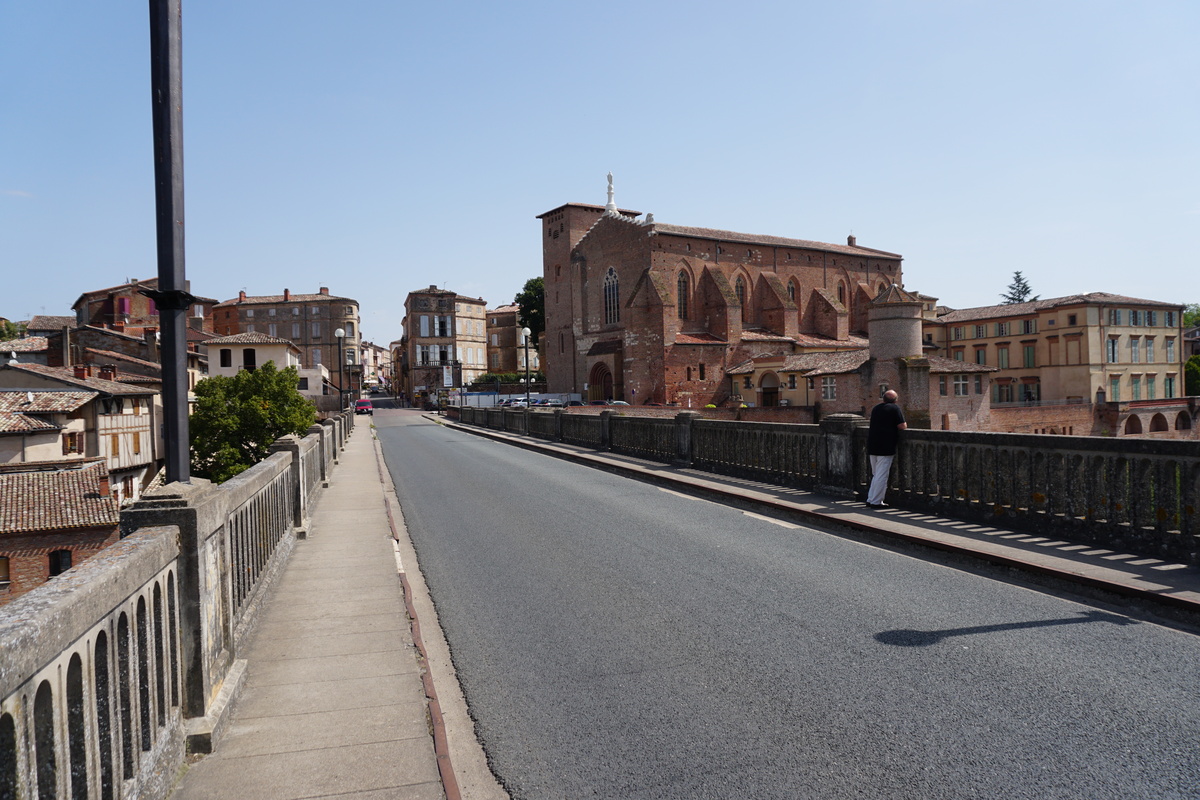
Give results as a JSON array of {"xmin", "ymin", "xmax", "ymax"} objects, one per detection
[{"xmin": 884, "ymin": 390, "xmax": 898, "ymax": 402}]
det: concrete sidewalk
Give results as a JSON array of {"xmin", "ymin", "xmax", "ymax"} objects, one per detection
[
  {"xmin": 170, "ymin": 423, "xmax": 448, "ymax": 800},
  {"xmin": 433, "ymin": 413, "xmax": 1200, "ymax": 630}
]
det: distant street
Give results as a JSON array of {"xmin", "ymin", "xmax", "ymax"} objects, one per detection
[{"xmin": 376, "ymin": 411, "xmax": 1200, "ymax": 800}]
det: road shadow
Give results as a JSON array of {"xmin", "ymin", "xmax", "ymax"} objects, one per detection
[{"xmin": 875, "ymin": 610, "xmax": 1138, "ymax": 647}]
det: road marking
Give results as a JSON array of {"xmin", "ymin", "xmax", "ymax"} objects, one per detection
[{"xmin": 742, "ymin": 511, "xmax": 799, "ymax": 529}]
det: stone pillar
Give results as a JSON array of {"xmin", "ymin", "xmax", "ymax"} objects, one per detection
[
  {"xmin": 819, "ymin": 413, "xmax": 866, "ymax": 498},
  {"xmin": 674, "ymin": 411, "xmax": 701, "ymax": 466},
  {"xmin": 553, "ymin": 408, "xmax": 564, "ymax": 441},
  {"xmin": 322, "ymin": 418, "xmax": 339, "ymax": 463},
  {"xmin": 120, "ymin": 480, "xmax": 233, "ymax": 745},
  {"xmin": 599, "ymin": 410, "xmax": 612, "ymax": 451},
  {"xmin": 268, "ymin": 435, "xmax": 305, "ymax": 534},
  {"xmin": 308, "ymin": 424, "xmax": 327, "ymax": 485}
]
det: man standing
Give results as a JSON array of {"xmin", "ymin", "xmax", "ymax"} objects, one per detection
[{"xmin": 866, "ymin": 389, "xmax": 907, "ymax": 509}]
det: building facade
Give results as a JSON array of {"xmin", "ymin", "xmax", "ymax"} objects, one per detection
[
  {"xmin": 928, "ymin": 293, "xmax": 1186, "ymax": 407},
  {"xmin": 72, "ymin": 277, "xmax": 215, "ymax": 338},
  {"xmin": 539, "ymin": 180, "xmax": 903, "ymax": 405},
  {"xmin": 486, "ymin": 304, "xmax": 541, "ymax": 376},
  {"xmin": 213, "ymin": 287, "xmax": 360, "ymax": 395},
  {"xmin": 399, "ymin": 287, "xmax": 487, "ymax": 403}
]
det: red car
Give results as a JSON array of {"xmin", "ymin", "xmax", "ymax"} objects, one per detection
[{"xmin": 354, "ymin": 399, "xmax": 373, "ymax": 415}]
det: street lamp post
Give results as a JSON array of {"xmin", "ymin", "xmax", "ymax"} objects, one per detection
[
  {"xmin": 521, "ymin": 327, "xmax": 531, "ymax": 406},
  {"xmin": 335, "ymin": 327, "xmax": 345, "ymax": 410}
]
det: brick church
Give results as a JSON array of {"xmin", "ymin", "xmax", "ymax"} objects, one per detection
[{"xmin": 539, "ymin": 177, "xmax": 905, "ymax": 405}]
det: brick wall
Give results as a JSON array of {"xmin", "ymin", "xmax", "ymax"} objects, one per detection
[{"xmin": 0, "ymin": 527, "xmax": 120, "ymax": 606}]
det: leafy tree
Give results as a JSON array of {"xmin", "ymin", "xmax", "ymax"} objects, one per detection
[
  {"xmin": 469, "ymin": 371, "xmax": 546, "ymax": 386},
  {"xmin": 0, "ymin": 319, "xmax": 25, "ymax": 341},
  {"xmin": 514, "ymin": 277, "xmax": 545, "ymax": 346},
  {"xmin": 1000, "ymin": 271, "xmax": 1038, "ymax": 304},
  {"xmin": 1186, "ymin": 355, "xmax": 1200, "ymax": 397},
  {"xmin": 189, "ymin": 362, "xmax": 316, "ymax": 483},
  {"xmin": 1183, "ymin": 303, "xmax": 1200, "ymax": 328}
]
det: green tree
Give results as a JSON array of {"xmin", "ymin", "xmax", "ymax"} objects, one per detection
[
  {"xmin": 189, "ymin": 362, "xmax": 316, "ymax": 483},
  {"xmin": 1183, "ymin": 303, "xmax": 1200, "ymax": 328},
  {"xmin": 1000, "ymin": 271, "xmax": 1038, "ymax": 304},
  {"xmin": 514, "ymin": 277, "xmax": 545, "ymax": 346},
  {"xmin": 0, "ymin": 319, "xmax": 25, "ymax": 341},
  {"xmin": 1186, "ymin": 355, "xmax": 1200, "ymax": 397}
]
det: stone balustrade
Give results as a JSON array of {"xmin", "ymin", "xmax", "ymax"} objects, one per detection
[
  {"xmin": 0, "ymin": 411, "xmax": 353, "ymax": 800},
  {"xmin": 456, "ymin": 407, "xmax": 1199, "ymax": 564}
]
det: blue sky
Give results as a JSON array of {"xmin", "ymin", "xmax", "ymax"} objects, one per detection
[{"xmin": 3, "ymin": 1, "xmax": 1197, "ymax": 345}]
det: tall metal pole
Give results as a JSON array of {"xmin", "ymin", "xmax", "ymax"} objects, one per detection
[{"xmin": 148, "ymin": 0, "xmax": 193, "ymax": 483}]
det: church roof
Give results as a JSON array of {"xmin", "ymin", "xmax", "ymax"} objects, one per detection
[{"xmin": 650, "ymin": 223, "xmax": 902, "ymax": 260}]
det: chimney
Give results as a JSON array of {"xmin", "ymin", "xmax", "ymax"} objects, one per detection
[
  {"xmin": 98, "ymin": 473, "xmax": 111, "ymax": 497},
  {"xmin": 239, "ymin": 290, "xmax": 247, "ymax": 302},
  {"xmin": 144, "ymin": 329, "xmax": 159, "ymax": 359},
  {"xmin": 847, "ymin": 234, "xmax": 857, "ymax": 247},
  {"xmin": 319, "ymin": 287, "xmax": 330, "ymax": 295},
  {"xmin": 189, "ymin": 316, "xmax": 203, "ymax": 331},
  {"xmin": 74, "ymin": 365, "xmax": 88, "ymax": 379},
  {"xmin": 99, "ymin": 365, "xmax": 116, "ymax": 381},
  {"xmin": 284, "ymin": 288, "xmax": 291, "ymax": 301}
]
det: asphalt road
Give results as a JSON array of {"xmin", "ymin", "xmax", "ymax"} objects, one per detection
[{"xmin": 376, "ymin": 410, "xmax": 1200, "ymax": 800}]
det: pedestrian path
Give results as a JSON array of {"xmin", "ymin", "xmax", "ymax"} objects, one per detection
[
  {"xmin": 170, "ymin": 424, "xmax": 446, "ymax": 800},
  {"xmin": 434, "ymin": 414, "xmax": 1200, "ymax": 628}
]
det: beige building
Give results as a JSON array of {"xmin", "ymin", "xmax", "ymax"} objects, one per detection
[
  {"xmin": 928, "ymin": 293, "xmax": 1185, "ymax": 406},
  {"xmin": 486, "ymin": 304, "xmax": 541, "ymax": 376},
  {"xmin": 400, "ymin": 286, "xmax": 488, "ymax": 403},
  {"xmin": 213, "ymin": 287, "xmax": 360, "ymax": 395}
]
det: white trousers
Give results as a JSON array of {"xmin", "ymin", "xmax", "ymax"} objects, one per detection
[{"xmin": 868, "ymin": 454, "xmax": 895, "ymax": 505}]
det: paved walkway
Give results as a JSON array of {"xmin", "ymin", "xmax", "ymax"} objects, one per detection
[{"xmin": 171, "ymin": 423, "xmax": 447, "ymax": 800}]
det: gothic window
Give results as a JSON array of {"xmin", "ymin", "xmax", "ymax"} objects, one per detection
[
  {"xmin": 837, "ymin": 282, "xmax": 845, "ymax": 306},
  {"xmin": 677, "ymin": 272, "xmax": 690, "ymax": 320},
  {"xmin": 787, "ymin": 282, "xmax": 795, "ymax": 302},
  {"xmin": 735, "ymin": 277, "xmax": 746, "ymax": 312},
  {"xmin": 604, "ymin": 268, "xmax": 620, "ymax": 325}
]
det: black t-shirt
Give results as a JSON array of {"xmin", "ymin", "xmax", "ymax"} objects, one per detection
[{"xmin": 867, "ymin": 402, "xmax": 905, "ymax": 456}]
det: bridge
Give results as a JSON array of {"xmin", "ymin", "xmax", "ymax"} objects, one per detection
[{"xmin": 3, "ymin": 407, "xmax": 1198, "ymax": 798}]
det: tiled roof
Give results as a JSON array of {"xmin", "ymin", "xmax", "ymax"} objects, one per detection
[
  {"xmin": 1, "ymin": 363, "xmax": 154, "ymax": 395},
  {"xmin": 926, "ymin": 356, "xmax": 998, "ymax": 374},
  {"xmin": 206, "ymin": 332, "xmax": 301, "ymax": 348},
  {"xmin": 674, "ymin": 332, "xmax": 727, "ymax": 345},
  {"xmin": 651, "ymin": 222, "xmax": 902, "ymax": 259},
  {"xmin": 936, "ymin": 292, "xmax": 1183, "ymax": 324},
  {"xmin": 792, "ymin": 332, "xmax": 869, "ymax": 349},
  {"xmin": 0, "ymin": 459, "xmax": 119, "ymax": 534},
  {"xmin": 214, "ymin": 292, "xmax": 354, "ymax": 307},
  {"xmin": 0, "ymin": 391, "xmax": 96, "ymax": 414},
  {"xmin": 872, "ymin": 284, "xmax": 922, "ymax": 305},
  {"xmin": 0, "ymin": 411, "xmax": 60, "ymax": 434},
  {"xmin": 0, "ymin": 336, "xmax": 49, "ymax": 353},
  {"xmin": 488, "ymin": 305, "xmax": 518, "ymax": 314},
  {"xmin": 187, "ymin": 328, "xmax": 218, "ymax": 342},
  {"xmin": 26, "ymin": 316, "xmax": 76, "ymax": 331},
  {"xmin": 740, "ymin": 329, "xmax": 794, "ymax": 343},
  {"xmin": 84, "ymin": 348, "xmax": 161, "ymax": 370},
  {"xmin": 780, "ymin": 350, "xmax": 872, "ymax": 376},
  {"xmin": 536, "ymin": 202, "xmax": 641, "ymax": 219}
]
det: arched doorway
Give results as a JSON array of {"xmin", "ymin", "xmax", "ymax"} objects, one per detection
[
  {"xmin": 589, "ymin": 363, "xmax": 614, "ymax": 403},
  {"xmin": 760, "ymin": 372, "xmax": 781, "ymax": 407}
]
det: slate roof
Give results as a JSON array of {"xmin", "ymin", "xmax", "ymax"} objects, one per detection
[
  {"xmin": 936, "ymin": 292, "xmax": 1183, "ymax": 324},
  {"xmin": 0, "ymin": 459, "xmax": 119, "ymax": 534},
  {"xmin": 0, "ymin": 336, "xmax": 49, "ymax": 353},
  {"xmin": 1, "ymin": 363, "xmax": 155, "ymax": 395}
]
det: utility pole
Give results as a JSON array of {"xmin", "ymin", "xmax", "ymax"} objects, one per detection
[{"xmin": 145, "ymin": 0, "xmax": 194, "ymax": 483}]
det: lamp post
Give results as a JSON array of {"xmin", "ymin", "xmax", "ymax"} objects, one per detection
[
  {"xmin": 521, "ymin": 327, "xmax": 531, "ymax": 406},
  {"xmin": 335, "ymin": 327, "xmax": 345, "ymax": 410}
]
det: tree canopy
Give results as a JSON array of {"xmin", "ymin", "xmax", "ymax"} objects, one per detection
[
  {"xmin": 1000, "ymin": 271, "xmax": 1038, "ymax": 304},
  {"xmin": 0, "ymin": 320, "xmax": 25, "ymax": 341},
  {"xmin": 1186, "ymin": 355, "xmax": 1200, "ymax": 397},
  {"xmin": 514, "ymin": 277, "xmax": 545, "ymax": 346},
  {"xmin": 1184, "ymin": 303, "xmax": 1200, "ymax": 328},
  {"xmin": 189, "ymin": 362, "xmax": 316, "ymax": 483}
]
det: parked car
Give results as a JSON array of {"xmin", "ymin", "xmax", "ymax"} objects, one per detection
[
  {"xmin": 566, "ymin": 400, "xmax": 586, "ymax": 407},
  {"xmin": 542, "ymin": 399, "xmax": 565, "ymax": 408},
  {"xmin": 354, "ymin": 399, "xmax": 373, "ymax": 415},
  {"xmin": 605, "ymin": 400, "xmax": 630, "ymax": 406}
]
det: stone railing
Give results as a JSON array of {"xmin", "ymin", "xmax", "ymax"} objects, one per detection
[
  {"xmin": 0, "ymin": 411, "xmax": 354, "ymax": 800},
  {"xmin": 454, "ymin": 407, "xmax": 1200, "ymax": 564}
]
